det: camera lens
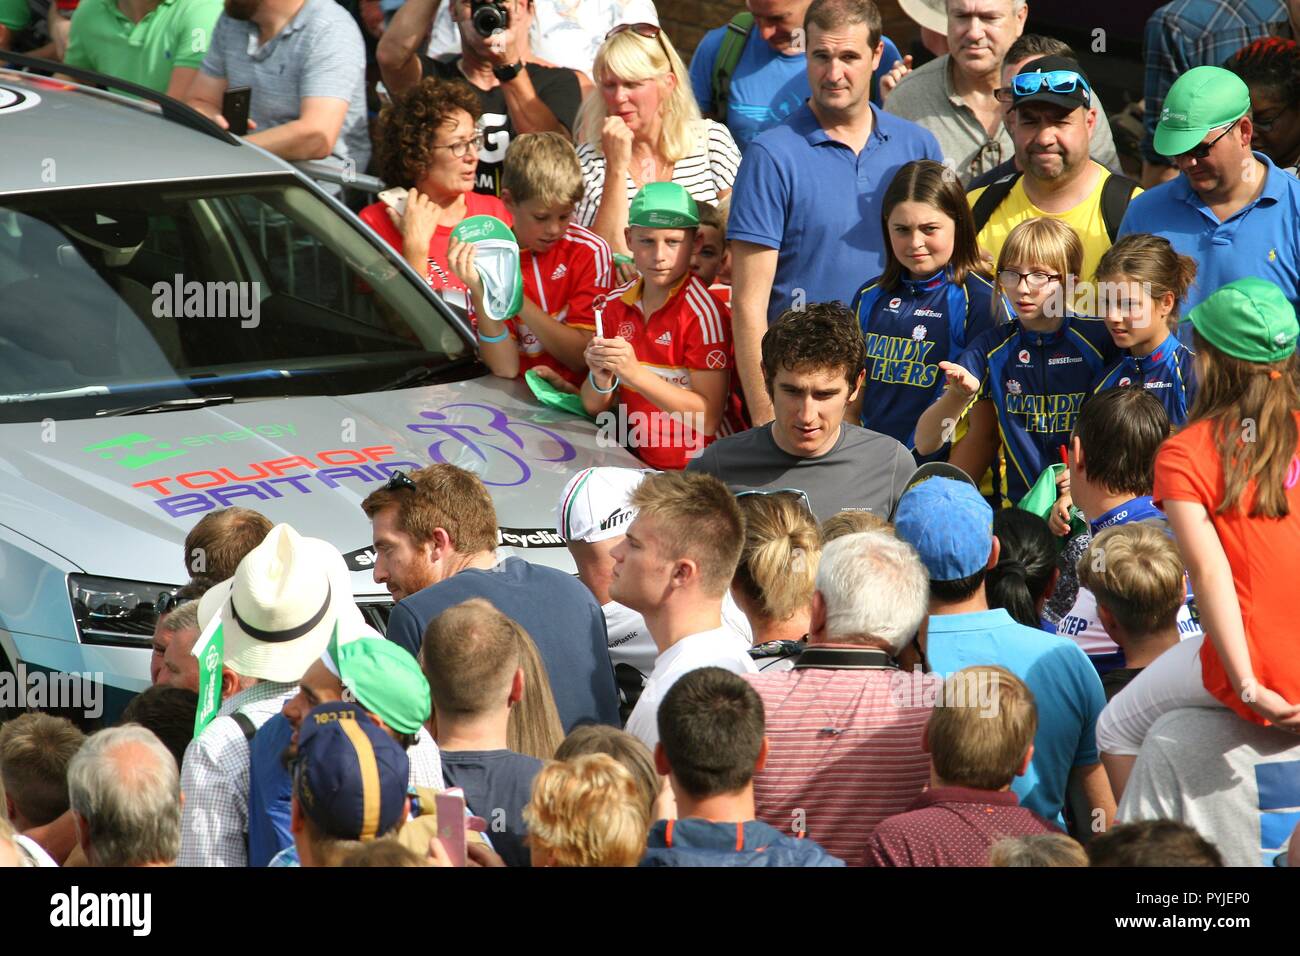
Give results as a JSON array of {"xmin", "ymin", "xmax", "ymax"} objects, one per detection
[{"xmin": 471, "ymin": 1, "xmax": 508, "ymax": 37}]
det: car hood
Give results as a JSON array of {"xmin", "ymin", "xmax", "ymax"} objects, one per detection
[{"xmin": 0, "ymin": 375, "xmax": 636, "ymax": 594}]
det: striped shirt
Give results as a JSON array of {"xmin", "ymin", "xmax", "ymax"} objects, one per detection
[
  {"xmin": 744, "ymin": 667, "xmax": 932, "ymax": 865},
  {"xmin": 574, "ymin": 119, "xmax": 741, "ymax": 228}
]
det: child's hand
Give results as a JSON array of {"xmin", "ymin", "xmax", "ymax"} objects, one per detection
[
  {"xmin": 446, "ymin": 238, "xmax": 485, "ymax": 300},
  {"xmin": 585, "ymin": 336, "xmax": 638, "ymax": 379},
  {"xmin": 533, "ymin": 366, "xmax": 581, "ymax": 395},
  {"xmin": 1049, "ymin": 491, "xmax": 1074, "ymax": 536},
  {"xmin": 878, "ymin": 53, "xmax": 913, "ymax": 101},
  {"xmin": 1242, "ymin": 681, "xmax": 1300, "ymax": 729},
  {"xmin": 615, "ymin": 258, "xmax": 638, "ymax": 285},
  {"xmin": 938, "ymin": 361, "xmax": 981, "ymax": 398}
]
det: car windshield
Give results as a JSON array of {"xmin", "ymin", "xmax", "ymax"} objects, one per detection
[{"xmin": 0, "ymin": 178, "xmax": 477, "ymax": 422}]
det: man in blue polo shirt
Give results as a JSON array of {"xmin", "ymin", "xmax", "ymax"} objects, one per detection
[
  {"xmin": 1119, "ymin": 65, "xmax": 1300, "ymax": 340},
  {"xmin": 687, "ymin": 0, "xmax": 903, "ymax": 153},
  {"xmin": 728, "ymin": 0, "xmax": 941, "ymax": 423},
  {"xmin": 893, "ymin": 474, "xmax": 1114, "ymax": 831}
]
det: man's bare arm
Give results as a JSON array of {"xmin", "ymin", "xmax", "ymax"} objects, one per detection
[
  {"xmin": 729, "ymin": 240, "xmax": 778, "ymax": 424},
  {"xmin": 377, "ymin": 0, "xmax": 437, "ymax": 97}
]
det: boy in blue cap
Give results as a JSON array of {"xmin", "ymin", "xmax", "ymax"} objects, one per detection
[{"xmin": 893, "ymin": 474, "xmax": 1113, "ymax": 833}]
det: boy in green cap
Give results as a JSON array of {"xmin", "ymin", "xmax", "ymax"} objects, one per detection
[{"xmin": 581, "ymin": 182, "xmax": 745, "ymax": 470}]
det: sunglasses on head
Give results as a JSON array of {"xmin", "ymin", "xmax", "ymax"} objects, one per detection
[
  {"xmin": 735, "ymin": 487, "xmax": 814, "ymax": 515},
  {"xmin": 1011, "ymin": 69, "xmax": 1091, "ymax": 100},
  {"xmin": 385, "ymin": 470, "xmax": 417, "ymax": 492},
  {"xmin": 605, "ymin": 21, "xmax": 672, "ymax": 59}
]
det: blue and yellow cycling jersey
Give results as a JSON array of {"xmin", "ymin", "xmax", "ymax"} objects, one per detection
[
  {"xmin": 851, "ymin": 268, "xmax": 1009, "ymax": 449},
  {"xmin": 953, "ymin": 315, "xmax": 1120, "ymax": 504},
  {"xmin": 1092, "ymin": 334, "xmax": 1197, "ymax": 427}
]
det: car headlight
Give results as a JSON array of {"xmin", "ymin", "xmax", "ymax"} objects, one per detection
[{"xmin": 69, "ymin": 575, "xmax": 179, "ymax": 648}]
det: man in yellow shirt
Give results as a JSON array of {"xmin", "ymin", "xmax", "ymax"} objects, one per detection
[{"xmin": 968, "ymin": 56, "xmax": 1141, "ymax": 301}]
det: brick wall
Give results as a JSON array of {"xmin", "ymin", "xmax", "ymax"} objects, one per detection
[{"xmin": 657, "ymin": 0, "xmax": 919, "ymax": 61}]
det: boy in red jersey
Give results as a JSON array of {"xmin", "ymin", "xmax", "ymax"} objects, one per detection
[
  {"xmin": 495, "ymin": 132, "xmax": 615, "ymax": 385},
  {"xmin": 581, "ymin": 183, "xmax": 743, "ymax": 470}
]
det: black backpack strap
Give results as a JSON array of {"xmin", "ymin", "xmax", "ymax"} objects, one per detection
[
  {"xmin": 229, "ymin": 711, "xmax": 257, "ymax": 742},
  {"xmin": 1099, "ymin": 172, "xmax": 1140, "ymax": 243},
  {"xmin": 970, "ymin": 171, "xmax": 1021, "ymax": 234}
]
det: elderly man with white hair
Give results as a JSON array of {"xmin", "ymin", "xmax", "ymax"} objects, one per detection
[
  {"xmin": 742, "ymin": 529, "xmax": 934, "ymax": 866},
  {"xmin": 68, "ymin": 726, "xmax": 182, "ymax": 867}
]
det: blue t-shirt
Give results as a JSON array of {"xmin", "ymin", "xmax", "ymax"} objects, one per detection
[
  {"xmin": 1117, "ymin": 152, "xmax": 1300, "ymax": 343},
  {"xmin": 926, "ymin": 608, "xmax": 1108, "ymax": 826},
  {"xmin": 688, "ymin": 26, "xmax": 902, "ymax": 152},
  {"xmin": 440, "ymin": 749, "xmax": 542, "ymax": 868},
  {"xmin": 385, "ymin": 556, "xmax": 620, "ymax": 731},
  {"xmin": 953, "ymin": 315, "xmax": 1118, "ymax": 504},
  {"xmin": 728, "ymin": 102, "xmax": 942, "ymax": 326},
  {"xmin": 1092, "ymin": 333, "xmax": 1197, "ymax": 428},
  {"xmin": 247, "ymin": 712, "xmax": 295, "ymax": 868},
  {"xmin": 851, "ymin": 268, "xmax": 1009, "ymax": 449}
]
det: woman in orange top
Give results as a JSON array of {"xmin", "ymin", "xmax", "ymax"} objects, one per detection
[{"xmin": 1097, "ymin": 278, "xmax": 1300, "ymax": 797}]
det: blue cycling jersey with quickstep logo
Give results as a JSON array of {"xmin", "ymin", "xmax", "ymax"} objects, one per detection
[
  {"xmin": 954, "ymin": 314, "xmax": 1119, "ymax": 504},
  {"xmin": 851, "ymin": 268, "xmax": 1009, "ymax": 449},
  {"xmin": 1092, "ymin": 334, "xmax": 1197, "ymax": 427}
]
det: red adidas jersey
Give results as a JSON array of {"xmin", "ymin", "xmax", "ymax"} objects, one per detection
[
  {"xmin": 603, "ymin": 273, "xmax": 745, "ymax": 470},
  {"xmin": 359, "ymin": 193, "xmax": 512, "ymax": 320},
  {"xmin": 512, "ymin": 223, "xmax": 613, "ymax": 385}
]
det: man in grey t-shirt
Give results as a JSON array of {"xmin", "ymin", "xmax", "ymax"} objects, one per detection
[
  {"xmin": 186, "ymin": 0, "xmax": 369, "ymax": 178},
  {"xmin": 1117, "ymin": 707, "xmax": 1300, "ymax": 867},
  {"xmin": 688, "ymin": 303, "xmax": 914, "ymax": 523}
]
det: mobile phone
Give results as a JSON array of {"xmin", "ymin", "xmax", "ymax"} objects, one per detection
[
  {"xmin": 378, "ymin": 187, "xmax": 409, "ymax": 218},
  {"xmin": 435, "ymin": 788, "xmax": 468, "ymax": 866},
  {"xmin": 222, "ymin": 86, "xmax": 251, "ymax": 136}
]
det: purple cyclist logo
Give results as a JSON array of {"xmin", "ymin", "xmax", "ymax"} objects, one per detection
[{"xmin": 406, "ymin": 402, "xmax": 577, "ymax": 486}]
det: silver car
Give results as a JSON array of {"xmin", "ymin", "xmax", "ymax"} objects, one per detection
[{"xmin": 0, "ymin": 61, "xmax": 636, "ymax": 723}]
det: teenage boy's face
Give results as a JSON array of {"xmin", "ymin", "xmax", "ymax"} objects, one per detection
[
  {"xmin": 691, "ymin": 224, "xmax": 724, "ymax": 285},
  {"xmin": 607, "ymin": 515, "xmax": 673, "ymax": 612},
  {"xmin": 625, "ymin": 225, "xmax": 697, "ymax": 289},
  {"xmin": 505, "ymin": 195, "xmax": 573, "ymax": 253},
  {"xmin": 769, "ymin": 364, "xmax": 862, "ymax": 458}
]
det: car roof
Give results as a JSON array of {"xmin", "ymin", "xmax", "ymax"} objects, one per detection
[{"xmin": 0, "ymin": 69, "xmax": 290, "ymax": 195}]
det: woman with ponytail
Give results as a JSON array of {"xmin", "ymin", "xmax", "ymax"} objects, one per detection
[
  {"xmin": 987, "ymin": 509, "xmax": 1060, "ymax": 631},
  {"xmin": 731, "ymin": 492, "xmax": 822, "ymax": 673},
  {"xmin": 1097, "ymin": 279, "xmax": 1300, "ymax": 798}
]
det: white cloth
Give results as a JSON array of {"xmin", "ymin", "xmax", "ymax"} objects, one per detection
[
  {"xmin": 14, "ymin": 834, "xmax": 59, "ymax": 867},
  {"xmin": 426, "ymin": 0, "xmax": 660, "ymax": 75},
  {"xmin": 604, "ymin": 599, "xmax": 656, "ymax": 679},
  {"xmin": 1057, "ymin": 585, "xmax": 1202, "ymax": 657},
  {"xmin": 624, "ymin": 625, "xmax": 757, "ymax": 750},
  {"xmin": 1095, "ymin": 634, "xmax": 1220, "ymax": 757}
]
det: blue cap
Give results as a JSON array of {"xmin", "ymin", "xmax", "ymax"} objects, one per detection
[
  {"xmin": 894, "ymin": 476, "xmax": 993, "ymax": 581},
  {"xmin": 293, "ymin": 701, "xmax": 409, "ymax": 841}
]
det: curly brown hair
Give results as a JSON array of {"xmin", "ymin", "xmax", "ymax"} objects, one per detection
[
  {"xmin": 760, "ymin": 302, "xmax": 867, "ymax": 393},
  {"xmin": 377, "ymin": 78, "xmax": 483, "ymax": 189}
]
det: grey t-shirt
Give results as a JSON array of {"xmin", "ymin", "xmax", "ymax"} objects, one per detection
[
  {"xmin": 687, "ymin": 423, "xmax": 915, "ymax": 522},
  {"xmin": 1117, "ymin": 708, "xmax": 1300, "ymax": 867},
  {"xmin": 884, "ymin": 54, "xmax": 1119, "ymax": 186},
  {"xmin": 200, "ymin": 0, "xmax": 370, "ymax": 176}
]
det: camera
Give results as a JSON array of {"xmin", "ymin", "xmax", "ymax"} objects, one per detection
[{"xmin": 470, "ymin": 0, "xmax": 510, "ymax": 37}]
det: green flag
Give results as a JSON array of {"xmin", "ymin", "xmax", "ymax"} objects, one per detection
[
  {"xmin": 1017, "ymin": 463, "xmax": 1087, "ymax": 544},
  {"xmin": 524, "ymin": 368, "xmax": 590, "ymax": 419},
  {"xmin": 192, "ymin": 613, "xmax": 225, "ymax": 738}
]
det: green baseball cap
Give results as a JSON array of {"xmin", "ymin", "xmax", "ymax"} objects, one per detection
[
  {"xmin": 628, "ymin": 182, "xmax": 699, "ymax": 229},
  {"xmin": 1154, "ymin": 66, "xmax": 1251, "ymax": 157},
  {"xmin": 1187, "ymin": 278, "xmax": 1299, "ymax": 364},
  {"xmin": 325, "ymin": 627, "xmax": 432, "ymax": 735},
  {"xmin": 450, "ymin": 215, "xmax": 523, "ymax": 322}
]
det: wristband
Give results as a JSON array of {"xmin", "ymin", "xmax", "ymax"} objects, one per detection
[
  {"xmin": 478, "ymin": 327, "xmax": 510, "ymax": 343},
  {"xmin": 588, "ymin": 372, "xmax": 620, "ymax": 394}
]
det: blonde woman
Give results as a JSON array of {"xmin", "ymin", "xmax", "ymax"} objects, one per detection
[
  {"xmin": 575, "ymin": 23, "xmax": 741, "ymax": 259},
  {"xmin": 508, "ymin": 626, "xmax": 566, "ymax": 761},
  {"xmin": 732, "ymin": 491, "xmax": 821, "ymax": 672}
]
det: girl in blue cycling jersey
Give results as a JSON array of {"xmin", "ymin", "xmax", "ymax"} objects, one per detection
[
  {"xmin": 849, "ymin": 160, "xmax": 1010, "ymax": 454},
  {"xmin": 1092, "ymin": 234, "xmax": 1198, "ymax": 427}
]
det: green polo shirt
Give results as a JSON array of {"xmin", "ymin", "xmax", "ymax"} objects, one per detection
[
  {"xmin": 64, "ymin": 0, "xmax": 223, "ymax": 93},
  {"xmin": 0, "ymin": 0, "xmax": 32, "ymax": 30}
]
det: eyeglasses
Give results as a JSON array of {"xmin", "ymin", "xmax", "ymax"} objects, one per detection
[
  {"xmin": 385, "ymin": 470, "xmax": 417, "ymax": 491},
  {"xmin": 735, "ymin": 488, "xmax": 814, "ymax": 515},
  {"xmin": 432, "ymin": 132, "xmax": 485, "ymax": 158},
  {"xmin": 1253, "ymin": 105, "xmax": 1294, "ymax": 133},
  {"xmin": 605, "ymin": 21, "xmax": 672, "ymax": 61},
  {"xmin": 1011, "ymin": 69, "xmax": 1091, "ymax": 99},
  {"xmin": 998, "ymin": 269, "xmax": 1061, "ymax": 290},
  {"xmin": 1177, "ymin": 119, "xmax": 1238, "ymax": 161}
]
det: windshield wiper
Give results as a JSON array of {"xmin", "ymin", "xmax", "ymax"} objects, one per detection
[
  {"xmin": 375, "ymin": 357, "xmax": 480, "ymax": 391},
  {"xmin": 95, "ymin": 394, "xmax": 236, "ymax": 417}
]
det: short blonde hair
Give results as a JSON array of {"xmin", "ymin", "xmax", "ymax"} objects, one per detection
[
  {"xmin": 927, "ymin": 666, "xmax": 1037, "ymax": 790},
  {"xmin": 820, "ymin": 509, "xmax": 892, "ymax": 543},
  {"xmin": 0, "ymin": 713, "xmax": 85, "ymax": 826},
  {"xmin": 733, "ymin": 493, "xmax": 821, "ymax": 623},
  {"xmin": 997, "ymin": 217, "xmax": 1084, "ymax": 281},
  {"xmin": 522, "ymin": 754, "xmax": 649, "ymax": 866},
  {"xmin": 989, "ymin": 833, "xmax": 1088, "ymax": 867},
  {"xmin": 629, "ymin": 471, "xmax": 743, "ymax": 597},
  {"xmin": 502, "ymin": 132, "xmax": 585, "ymax": 208},
  {"xmin": 1077, "ymin": 524, "xmax": 1186, "ymax": 637},
  {"xmin": 578, "ymin": 28, "xmax": 705, "ymax": 164}
]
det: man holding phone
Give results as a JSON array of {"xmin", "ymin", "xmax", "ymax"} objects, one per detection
[{"xmin": 185, "ymin": 0, "xmax": 369, "ymax": 177}]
